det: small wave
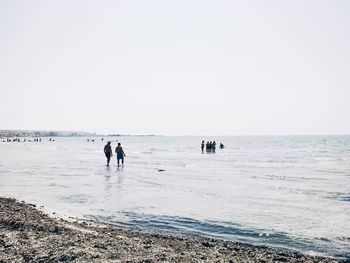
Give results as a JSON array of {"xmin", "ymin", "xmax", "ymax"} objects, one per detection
[
  {"xmin": 47, "ymin": 183, "xmax": 69, "ymax": 189},
  {"xmin": 325, "ymin": 192, "xmax": 350, "ymax": 202},
  {"xmin": 60, "ymin": 194, "xmax": 92, "ymax": 204},
  {"xmin": 85, "ymin": 212, "xmax": 349, "ymax": 259},
  {"xmin": 336, "ymin": 237, "xmax": 350, "ymax": 241},
  {"xmin": 263, "ymin": 174, "xmax": 325, "ymax": 182}
]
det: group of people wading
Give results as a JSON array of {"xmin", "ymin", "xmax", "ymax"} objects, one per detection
[
  {"xmin": 103, "ymin": 140, "xmax": 224, "ymax": 166},
  {"xmin": 104, "ymin": 141, "xmax": 126, "ymax": 167},
  {"xmin": 201, "ymin": 140, "xmax": 225, "ymax": 153}
]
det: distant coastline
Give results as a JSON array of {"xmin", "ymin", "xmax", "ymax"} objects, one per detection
[
  {"xmin": 0, "ymin": 130, "xmax": 99, "ymax": 138},
  {"xmin": 0, "ymin": 130, "xmax": 159, "ymax": 138},
  {"xmin": 1, "ymin": 130, "xmax": 348, "ymax": 138}
]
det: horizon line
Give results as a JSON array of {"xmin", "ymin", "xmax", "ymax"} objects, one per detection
[{"xmin": 0, "ymin": 129, "xmax": 349, "ymax": 137}]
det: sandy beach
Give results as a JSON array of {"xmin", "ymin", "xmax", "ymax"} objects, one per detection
[{"xmin": 0, "ymin": 197, "xmax": 345, "ymax": 263}]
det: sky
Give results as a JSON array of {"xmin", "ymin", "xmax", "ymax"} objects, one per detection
[{"xmin": 0, "ymin": 0, "xmax": 349, "ymax": 135}]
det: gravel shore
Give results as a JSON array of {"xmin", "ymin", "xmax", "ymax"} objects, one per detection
[{"xmin": 0, "ymin": 197, "xmax": 345, "ymax": 263}]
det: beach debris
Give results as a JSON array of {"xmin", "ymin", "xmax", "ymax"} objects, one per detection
[{"xmin": 202, "ymin": 241, "xmax": 214, "ymax": 248}]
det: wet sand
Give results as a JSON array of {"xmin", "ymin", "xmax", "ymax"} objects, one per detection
[{"xmin": 0, "ymin": 197, "xmax": 345, "ymax": 263}]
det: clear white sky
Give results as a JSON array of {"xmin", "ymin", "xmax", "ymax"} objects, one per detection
[{"xmin": 1, "ymin": 0, "xmax": 349, "ymax": 135}]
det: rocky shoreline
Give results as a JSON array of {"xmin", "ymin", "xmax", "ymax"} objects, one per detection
[{"xmin": 0, "ymin": 197, "xmax": 345, "ymax": 263}]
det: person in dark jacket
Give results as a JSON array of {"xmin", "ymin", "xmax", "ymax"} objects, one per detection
[{"xmin": 104, "ymin": 141, "xmax": 112, "ymax": 166}]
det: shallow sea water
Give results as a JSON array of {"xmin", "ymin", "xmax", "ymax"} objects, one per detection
[{"xmin": 0, "ymin": 135, "xmax": 349, "ymax": 259}]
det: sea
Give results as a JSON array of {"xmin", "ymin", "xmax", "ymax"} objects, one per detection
[{"xmin": 0, "ymin": 135, "xmax": 349, "ymax": 259}]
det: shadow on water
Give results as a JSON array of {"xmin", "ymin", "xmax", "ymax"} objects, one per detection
[{"xmin": 86, "ymin": 212, "xmax": 350, "ymax": 260}]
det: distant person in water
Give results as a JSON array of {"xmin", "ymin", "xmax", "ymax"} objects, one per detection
[
  {"xmin": 220, "ymin": 143, "xmax": 224, "ymax": 149},
  {"xmin": 201, "ymin": 140, "xmax": 205, "ymax": 152},
  {"xmin": 115, "ymin": 142, "xmax": 126, "ymax": 166},
  {"xmin": 209, "ymin": 141, "xmax": 213, "ymax": 151},
  {"xmin": 104, "ymin": 141, "xmax": 112, "ymax": 166}
]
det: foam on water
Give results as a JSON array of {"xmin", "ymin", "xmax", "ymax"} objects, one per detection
[{"xmin": 0, "ymin": 135, "xmax": 349, "ymax": 259}]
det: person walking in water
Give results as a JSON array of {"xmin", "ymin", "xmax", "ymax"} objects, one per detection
[
  {"xmin": 104, "ymin": 141, "xmax": 112, "ymax": 166},
  {"xmin": 201, "ymin": 140, "xmax": 205, "ymax": 152},
  {"xmin": 115, "ymin": 142, "xmax": 126, "ymax": 167}
]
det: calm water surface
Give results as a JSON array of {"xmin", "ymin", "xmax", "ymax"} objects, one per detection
[{"xmin": 0, "ymin": 136, "xmax": 349, "ymax": 258}]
